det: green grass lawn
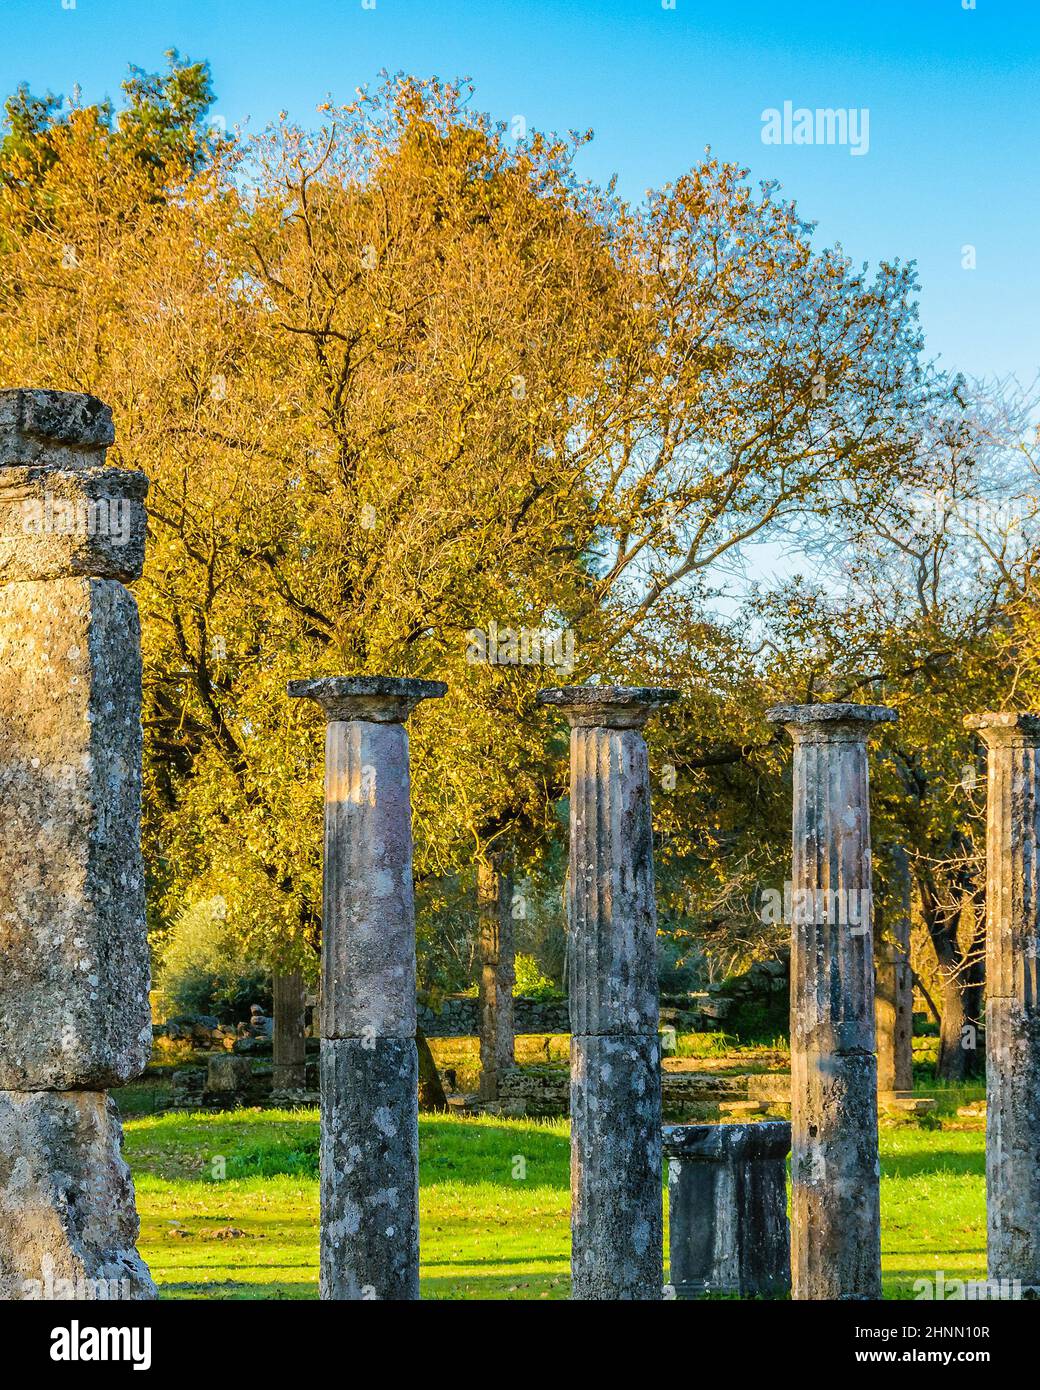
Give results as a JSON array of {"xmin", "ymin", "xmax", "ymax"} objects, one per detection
[{"xmin": 123, "ymin": 1104, "xmax": 987, "ymax": 1300}]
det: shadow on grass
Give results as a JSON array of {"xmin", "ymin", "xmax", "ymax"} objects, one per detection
[{"xmin": 127, "ymin": 1110, "xmax": 572, "ymax": 1188}]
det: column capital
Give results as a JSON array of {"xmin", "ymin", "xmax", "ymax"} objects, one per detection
[
  {"xmin": 964, "ymin": 710, "xmax": 1040, "ymax": 746},
  {"xmin": 288, "ymin": 675, "xmax": 447, "ymax": 723},
  {"xmin": 537, "ymin": 684, "xmax": 679, "ymax": 729},
  {"xmin": 767, "ymin": 701, "xmax": 897, "ymax": 742},
  {"xmin": 0, "ymin": 389, "xmax": 115, "ymax": 469}
]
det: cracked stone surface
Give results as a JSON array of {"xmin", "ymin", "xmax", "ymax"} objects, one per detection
[
  {"xmin": 0, "ymin": 389, "xmax": 114, "ymax": 470},
  {"xmin": 320, "ymin": 1038, "xmax": 419, "ymax": 1301},
  {"xmin": 0, "ymin": 1090, "xmax": 156, "ymax": 1300},
  {"xmin": 570, "ymin": 1033, "xmax": 663, "ymax": 1300},
  {"xmin": 0, "ymin": 578, "xmax": 150, "ymax": 1089},
  {"xmin": 0, "ymin": 466, "xmax": 148, "ymax": 583}
]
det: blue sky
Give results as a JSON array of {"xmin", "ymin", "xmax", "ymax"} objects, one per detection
[{"xmin": 3, "ymin": 0, "xmax": 1037, "ymax": 383}]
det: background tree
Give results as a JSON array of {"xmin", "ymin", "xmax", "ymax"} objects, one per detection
[{"xmin": 0, "ymin": 62, "xmax": 946, "ymax": 1064}]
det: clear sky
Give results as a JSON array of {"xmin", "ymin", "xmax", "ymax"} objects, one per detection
[{"xmin": 3, "ymin": 0, "xmax": 1037, "ymax": 384}]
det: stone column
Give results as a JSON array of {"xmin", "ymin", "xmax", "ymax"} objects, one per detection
[
  {"xmin": 288, "ymin": 676, "xmax": 446, "ymax": 1301},
  {"xmin": 766, "ymin": 701, "xmax": 896, "ymax": 1301},
  {"xmin": 875, "ymin": 845, "xmax": 914, "ymax": 1095},
  {"xmin": 663, "ymin": 1121, "xmax": 791, "ymax": 1299},
  {"xmin": 537, "ymin": 684, "xmax": 678, "ymax": 1300},
  {"xmin": 477, "ymin": 851, "xmax": 515, "ymax": 1101},
  {"xmin": 0, "ymin": 388, "xmax": 154, "ymax": 1300},
  {"xmin": 272, "ymin": 970, "xmax": 308, "ymax": 1092},
  {"xmin": 965, "ymin": 711, "xmax": 1040, "ymax": 1294}
]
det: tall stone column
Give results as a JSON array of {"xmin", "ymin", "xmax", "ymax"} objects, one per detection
[
  {"xmin": 875, "ymin": 844, "xmax": 914, "ymax": 1094},
  {"xmin": 288, "ymin": 676, "xmax": 446, "ymax": 1301},
  {"xmin": 272, "ymin": 970, "xmax": 307, "ymax": 1092},
  {"xmin": 766, "ymin": 701, "xmax": 896, "ymax": 1301},
  {"xmin": 0, "ymin": 389, "xmax": 154, "ymax": 1300},
  {"xmin": 477, "ymin": 851, "xmax": 515, "ymax": 1101},
  {"xmin": 538, "ymin": 684, "xmax": 678, "ymax": 1300},
  {"xmin": 964, "ymin": 711, "xmax": 1040, "ymax": 1294}
]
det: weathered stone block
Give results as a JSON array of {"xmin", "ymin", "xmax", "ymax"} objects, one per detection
[
  {"xmin": 0, "ymin": 1090, "xmax": 155, "ymax": 1299},
  {"xmin": 0, "ymin": 577, "xmax": 150, "ymax": 1089},
  {"xmin": 664, "ymin": 1121, "xmax": 791, "ymax": 1298},
  {"xmin": 0, "ymin": 466, "xmax": 148, "ymax": 583},
  {"xmin": 0, "ymin": 389, "xmax": 114, "ymax": 470},
  {"xmin": 570, "ymin": 1032, "xmax": 663, "ymax": 1299},
  {"xmin": 321, "ymin": 1037, "xmax": 419, "ymax": 1301},
  {"xmin": 205, "ymin": 1055, "xmax": 254, "ymax": 1096}
]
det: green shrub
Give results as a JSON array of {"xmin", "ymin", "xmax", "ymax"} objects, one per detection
[
  {"xmin": 513, "ymin": 953, "xmax": 564, "ymax": 1001},
  {"xmin": 155, "ymin": 897, "xmax": 270, "ymax": 1023}
]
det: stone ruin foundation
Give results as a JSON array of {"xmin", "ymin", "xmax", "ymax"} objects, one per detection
[{"xmin": 0, "ymin": 389, "xmax": 154, "ymax": 1300}]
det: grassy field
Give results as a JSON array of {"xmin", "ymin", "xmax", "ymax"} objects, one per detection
[{"xmin": 123, "ymin": 1100, "xmax": 988, "ymax": 1300}]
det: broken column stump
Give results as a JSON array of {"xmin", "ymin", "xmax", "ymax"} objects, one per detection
[
  {"xmin": 767, "ymin": 701, "xmax": 896, "ymax": 1301},
  {"xmin": 664, "ymin": 1121, "xmax": 791, "ymax": 1299},
  {"xmin": 965, "ymin": 711, "xmax": 1040, "ymax": 1296},
  {"xmin": 0, "ymin": 388, "xmax": 154, "ymax": 1300},
  {"xmin": 538, "ymin": 684, "xmax": 678, "ymax": 1300},
  {"xmin": 288, "ymin": 676, "xmax": 446, "ymax": 1301}
]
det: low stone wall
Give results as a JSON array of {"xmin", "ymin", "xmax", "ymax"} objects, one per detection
[
  {"xmin": 418, "ymin": 995, "xmax": 569, "ymax": 1037},
  {"xmin": 496, "ymin": 1067, "xmax": 755, "ymax": 1119}
]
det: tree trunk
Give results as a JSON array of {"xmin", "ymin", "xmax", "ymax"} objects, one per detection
[
  {"xmin": 477, "ymin": 851, "xmax": 515, "ymax": 1101},
  {"xmin": 875, "ymin": 846, "xmax": 914, "ymax": 1093},
  {"xmin": 416, "ymin": 1025, "xmax": 448, "ymax": 1113},
  {"xmin": 937, "ymin": 960, "xmax": 969, "ymax": 1081},
  {"xmin": 272, "ymin": 969, "xmax": 307, "ymax": 1090},
  {"xmin": 918, "ymin": 870, "xmax": 975, "ymax": 1083},
  {"xmin": 960, "ymin": 896, "xmax": 986, "ymax": 1080}
]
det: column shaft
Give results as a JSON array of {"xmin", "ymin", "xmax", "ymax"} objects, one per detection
[
  {"xmin": 768, "ymin": 702, "xmax": 895, "ymax": 1300},
  {"xmin": 966, "ymin": 713, "xmax": 1040, "ymax": 1293},
  {"xmin": 539, "ymin": 685, "xmax": 677, "ymax": 1301},
  {"xmin": 0, "ymin": 389, "xmax": 154, "ymax": 1301},
  {"xmin": 289, "ymin": 675, "xmax": 445, "ymax": 1302}
]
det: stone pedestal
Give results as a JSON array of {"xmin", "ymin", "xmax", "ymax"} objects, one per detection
[
  {"xmin": 663, "ymin": 1121, "xmax": 791, "ymax": 1298},
  {"xmin": 538, "ymin": 684, "xmax": 678, "ymax": 1300},
  {"xmin": 767, "ymin": 701, "xmax": 896, "ymax": 1301},
  {"xmin": 0, "ymin": 389, "xmax": 154, "ymax": 1301},
  {"xmin": 875, "ymin": 845, "xmax": 914, "ymax": 1094},
  {"xmin": 477, "ymin": 852, "xmax": 515, "ymax": 1101},
  {"xmin": 288, "ymin": 675, "xmax": 446, "ymax": 1301},
  {"xmin": 965, "ymin": 711, "xmax": 1040, "ymax": 1295}
]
